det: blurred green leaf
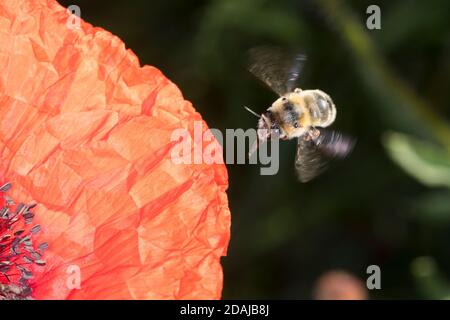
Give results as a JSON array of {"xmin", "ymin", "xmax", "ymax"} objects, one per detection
[
  {"xmin": 410, "ymin": 191, "xmax": 450, "ymax": 223},
  {"xmin": 381, "ymin": 0, "xmax": 450, "ymax": 51},
  {"xmin": 411, "ymin": 256, "xmax": 450, "ymax": 299},
  {"xmin": 317, "ymin": 0, "xmax": 450, "ymax": 147},
  {"xmin": 192, "ymin": 0, "xmax": 308, "ymax": 74},
  {"xmin": 384, "ymin": 132, "xmax": 450, "ymax": 188}
]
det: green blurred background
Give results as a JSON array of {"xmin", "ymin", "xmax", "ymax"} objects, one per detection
[{"xmin": 59, "ymin": 0, "xmax": 450, "ymax": 299}]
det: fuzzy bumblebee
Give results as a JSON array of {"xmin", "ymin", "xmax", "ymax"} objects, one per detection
[{"xmin": 247, "ymin": 46, "xmax": 354, "ymax": 182}]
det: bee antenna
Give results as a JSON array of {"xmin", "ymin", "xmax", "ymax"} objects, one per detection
[{"xmin": 244, "ymin": 106, "xmax": 260, "ymax": 118}]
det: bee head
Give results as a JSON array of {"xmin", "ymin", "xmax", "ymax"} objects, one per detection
[{"xmin": 258, "ymin": 111, "xmax": 285, "ymax": 140}]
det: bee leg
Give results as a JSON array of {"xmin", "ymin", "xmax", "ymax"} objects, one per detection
[{"xmin": 308, "ymin": 127, "xmax": 321, "ymax": 140}]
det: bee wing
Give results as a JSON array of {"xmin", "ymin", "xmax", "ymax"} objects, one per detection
[
  {"xmin": 248, "ymin": 46, "xmax": 306, "ymax": 96},
  {"xmin": 295, "ymin": 129, "xmax": 354, "ymax": 182}
]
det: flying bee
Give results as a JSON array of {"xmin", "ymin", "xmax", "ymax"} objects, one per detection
[{"xmin": 246, "ymin": 46, "xmax": 354, "ymax": 182}]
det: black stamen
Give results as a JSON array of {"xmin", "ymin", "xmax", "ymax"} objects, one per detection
[{"xmin": 0, "ymin": 182, "xmax": 46, "ymax": 300}]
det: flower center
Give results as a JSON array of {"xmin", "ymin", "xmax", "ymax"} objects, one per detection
[{"xmin": 0, "ymin": 182, "xmax": 47, "ymax": 300}]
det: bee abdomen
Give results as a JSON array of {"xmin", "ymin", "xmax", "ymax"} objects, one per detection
[{"xmin": 309, "ymin": 90, "xmax": 336, "ymax": 127}]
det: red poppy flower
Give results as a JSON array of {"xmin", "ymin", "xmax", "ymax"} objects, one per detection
[{"xmin": 0, "ymin": 0, "xmax": 230, "ymax": 299}]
